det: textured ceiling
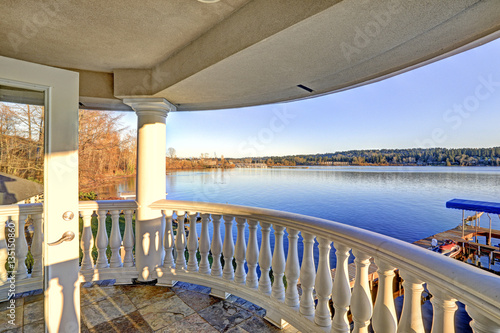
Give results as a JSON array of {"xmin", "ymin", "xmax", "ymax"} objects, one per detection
[{"xmin": 1, "ymin": 0, "xmax": 499, "ymax": 111}]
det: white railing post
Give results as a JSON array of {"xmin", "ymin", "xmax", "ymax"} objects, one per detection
[
  {"xmin": 466, "ymin": 305, "xmax": 500, "ymax": 333},
  {"xmin": 234, "ymin": 217, "xmax": 247, "ymax": 284},
  {"xmin": 162, "ymin": 210, "xmax": 175, "ymax": 269},
  {"xmin": 299, "ymin": 232, "xmax": 316, "ymax": 316},
  {"xmin": 198, "ymin": 213, "xmax": 211, "ymax": 275},
  {"xmin": 80, "ymin": 210, "xmax": 94, "ymax": 270},
  {"xmin": 175, "ymin": 211, "xmax": 187, "ymax": 270},
  {"xmin": 15, "ymin": 214, "xmax": 28, "ymax": 280},
  {"xmin": 315, "ymin": 237, "xmax": 332, "ymax": 327},
  {"xmin": 372, "ymin": 258, "xmax": 397, "ymax": 333},
  {"xmin": 30, "ymin": 212, "xmax": 43, "ymax": 277},
  {"xmin": 259, "ymin": 222, "xmax": 272, "ymax": 295},
  {"xmin": 272, "ymin": 225, "xmax": 286, "ymax": 302},
  {"xmin": 210, "ymin": 214, "xmax": 223, "ymax": 277},
  {"xmin": 246, "ymin": 219, "xmax": 259, "ymax": 289},
  {"xmin": 109, "ymin": 210, "xmax": 123, "ymax": 268},
  {"xmin": 332, "ymin": 242, "xmax": 351, "ymax": 332},
  {"xmin": 398, "ymin": 270, "xmax": 425, "ymax": 333},
  {"xmin": 96, "ymin": 209, "xmax": 109, "ymax": 268},
  {"xmin": 122, "ymin": 209, "xmax": 135, "ymax": 267},
  {"xmin": 427, "ymin": 284, "xmax": 457, "ymax": 333},
  {"xmin": 0, "ymin": 217, "xmax": 8, "ymax": 283},
  {"xmin": 222, "ymin": 215, "xmax": 235, "ymax": 281},
  {"xmin": 186, "ymin": 212, "xmax": 199, "ymax": 272},
  {"xmin": 285, "ymin": 228, "xmax": 300, "ymax": 307},
  {"xmin": 351, "ymin": 250, "xmax": 373, "ymax": 333}
]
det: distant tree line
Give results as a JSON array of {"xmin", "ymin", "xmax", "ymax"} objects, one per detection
[{"xmin": 230, "ymin": 147, "xmax": 500, "ymax": 167}]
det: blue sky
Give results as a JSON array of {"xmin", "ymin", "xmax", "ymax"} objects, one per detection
[{"xmin": 121, "ymin": 38, "xmax": 500, "ymax": 158}]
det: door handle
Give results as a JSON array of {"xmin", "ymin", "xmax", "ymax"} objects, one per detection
[{"xmin": 48, "ymin": 231, "xmax": 75, "ymax": 246}]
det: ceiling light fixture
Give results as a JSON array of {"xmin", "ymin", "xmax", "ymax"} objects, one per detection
[{"xmin": 198, "ymin": 0, "xmax": 220, "ymax": 3}]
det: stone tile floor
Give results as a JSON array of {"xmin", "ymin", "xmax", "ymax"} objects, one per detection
[{"xmin": 0, "ymin": 280, "xmax": 301, "ymax": 332}]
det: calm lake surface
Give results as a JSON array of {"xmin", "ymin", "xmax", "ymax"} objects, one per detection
[
  {"xmin": 100, "ymin": 166, "xmax": 500, "ymax": 244},
  {"xmin": 99, "ymin": 166, "xmax": 500, "ymax": 332}
]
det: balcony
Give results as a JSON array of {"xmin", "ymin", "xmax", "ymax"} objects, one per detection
[{"xmin": 1, "ymin": 199, "xmax": 499, "ymax": 332}]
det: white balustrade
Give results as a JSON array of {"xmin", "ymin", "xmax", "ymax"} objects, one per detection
[
  {"xmin": 15, "ymin": 214, "xmax": 28, "ymax": 280},
  {"xmin": 331, "ymin": 242, "xmax": 351, "ymax": 332},
  {"xmin": 272, "ymin": 225, "xmax": 286, "ymax": 302},
  {"xmin": 0, "ymin": 217, "xmax": 8, "ymax": 283},
  {"xmin": 122, "ymin": 209, "xmax": 135, "ymax": 267},
  {"xmin": 466, "ymin": 305, "xmax": 500, "ymax": 333},
  {"xmin": 398, "ymin": 270, "xmax": 425, "ymax": 333},
  {"xmin": 80, "ymin": 210, "xmax": 94, "ymax": 270},
  {"xmin": 234, "ymin": 217, "xmax": 247, "ymax": 284},
  {"xmin": 427, "ymin": 284, "xmax": 457, "ymax": 333},
  {"xmin": 186, "ymin": 212, "xmax": 199, "ymax": 272},
  {"xmin": 222, "ymin": 215, "xmax": 235, "ymax": 281},
  {"xmin": 95, "ymin": 209, "xmax": 109, "ymax": 268},
  {"xmin": 175, "ymin": 211, "xmax": 187, "ymax": 270},
  {"xmin": 198, "ymin": 213, "xmax": 211, "ymax": 275},
  {"xmin": 30, "ymin": 212, "xmax": 43, "ymax": 277},
  {"xmin": 351, "ymin": 250, "xmax": 373, "ymax": 333},
  {"xmin": 314, "ymin": 237, "xmax": 332, "ymax": 327},
  {"xmin": 299, "ymin": 232, "xmax": 316, "ymax": 316},
  {"xmin": 245, "ymin": 219, "xmax": 259, "ymax": 289},
  {"xmin": 258, "ymin": 221, "xmax": 272, "ymax": 295},
  {"xmin": 109, "ymin": 210, "xmax": 123, "ymax": 268},
  {"xmin": 284, "ymin": 228, "xmax": 300, "ymax": 307},
  {"xmin": 210, "ymin": 214, "xmax": 223, "ymax": 277},
  {"xmin": 372, "ymin": 258, "xmax": 397, "ymax": 333},
  {"xmin": 163, "ymin": 210, "xmax": 175, "ymax": 269}
]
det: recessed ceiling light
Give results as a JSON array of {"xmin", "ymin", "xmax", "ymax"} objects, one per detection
[{"xmin": 198, "ymin": 0, "xmax": 220, "ymax": 3}]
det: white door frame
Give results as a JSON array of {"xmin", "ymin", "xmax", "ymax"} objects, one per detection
[{"xmin": 0, "ymin": 56, "xmax": 80, "ymax": 332}]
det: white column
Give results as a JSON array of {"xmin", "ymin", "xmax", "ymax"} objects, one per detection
[
  {"xmin": 211, "ymin": 215, "xmax": 223, "ymax": 277},
  {"xmin": 372, "ymin": 258, "xmax": 397, "ymax": 333},
  {"xmin": 466, "ymin": 305, "xmax": 500, "ymax": 333},
  {"xmin": 315, "ymin": 237, "xmax": 332, "ymax": 327},
  {"xmin": 351, "ymin": 250, "xmax": 373, "ymax": 333},
  {"xmin": 123, "ymin": 98, "xmax": 175, "ymax": 281},
  {"xmin": 427, "ymin": 284, "xmax": 457, "ymax": 333},
  {"xmin": 198, "ymin": 213, "xmax": 211, "ymax": 275},
  {"xmin": 95, "ymin": 209, "xmax": 109, "ymax": 269},
  {"xmin": 186, "ymin": 212, "xmax": 199, "ymax": 272},
  {"xmin": 79, "ymin": 210, "xmax": 94, "ymax": 270},
  {"xmin": 222, "ymin": 215, "xmax": 235, "ymax": 281},
  {"xmin": 285, "ymin": 228, "xmax": 300, "ymax": 307},
  {"xmin": 258, "ymin": 222, "xmax": 272, "ymax": 295},
  {"xmin": 234, "ymin": 217, "xmax": 247, "ymax": 284},
  {"xmin": 123, "ymin": 209, "xmax": 135, "ymax": 267},
  {"xmin": 331, "ymin": 242, "xmax": 351, "ymax": 332},
  {"xmin": 246, "ymin": 219, "xmax": 259, "ymax": 289},
  {"xmin": 398, "ymin": 270, "xmax": 425, "ymax": 333},
  {"xmin": 299, "ymin": 233, "xmax": 316, "ymax": 316},
  {"xmin": 31, "ymin": 212, "xmax": 44, "ymax": 277},
  {"xmin": 109, "ymin": 210, "xmax": 123, "ymax": 268}
]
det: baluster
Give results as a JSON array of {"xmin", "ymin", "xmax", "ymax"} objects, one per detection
[
  {"xmin": 466, "ymin": 304, "xmax": 500, "ymax": 333},
  {"xmin": 332, "ymin": 242, "xmax": 351, "ymax": 332},
  {"xmin": 96, "ymin": 210, "xmax": 109, "ymax": 268},
  {"xmin": 427, "ymin": 284, "xmax": 457, "ymax": 333},
  {"xmin": 372, "ymin": 258, "xmax": 397, "ymax": 333},
  {"xmin": 222, "ymin": 215, "xmax": 235, "ymax": 281},
  {"xmin": 314, "ymin": 237, "xmax": 332, "ymax": 326},
  {"xmin": 211, "ymin": 214, "xmax": 223, "ymax": 277},
  {"xmin": 398, "ymin": 270, "xmax": 424, "ymax": 333},
  {"xmin": 80, "ymin": 210, "xmax": 94, "ymax": 270},
  {"xmin": 109, "ymin": 210, "xmax": 122, "ymax": 268},
  {"xmin": 30, "ymin": 212, "xmax": 43, "ymax": 277},
  {"xmin": 258, "ymin": 222, "xmax": 272, "ymax": 295},
  {"xmin": 0, "ymin": 217, "xmax": 8, "ymax": 283},
  {"xmin": 351, "ymin": 250, "xmax": 373, "ymax": 333},
  {"xmin": 15, "ymin": 214, "xmax": 28, "ymax": 279},
  {"xmin": 246, "ymin": 219, "xmax": 259, "ymax": 289},
  {"xmin": 175, "ymin": 211, "xmax": 187, "ymax": 270},
  {"xmin": 198, "ymin": 213, "xmax": 211, "ymax": 274},
  {"xmin": 272, "ymin": 225, "xmax": 286, "ymax": 302},
  {"xmin": 299, "ymin": 233, "xmax": 315, "ymax": 316},
  {"xmin": 123, "ymin": 209, "xmax": 135, "ymax": 267},
  {"xmin": 186, "ymin": 212, "xmax": 199, "ymax": 272},
  {"xmin": 285, "ymin": 228, "xmax": 300, "ymax": 307},
  {"xmin": 234, "ymin": 217, "xmax": 247, "ymax": 284},
  {"xmin": 162, "ymin": 210, "xmax": 175, "ymax": 269}
]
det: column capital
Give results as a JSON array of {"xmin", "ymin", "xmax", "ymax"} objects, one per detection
[{"xmin": 123, "ymin": 97, "xmax": 176, "ymax": 117}]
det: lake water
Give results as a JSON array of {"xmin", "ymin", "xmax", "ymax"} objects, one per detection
[{"xmin": 98, "ymin": 166, "xmax": 500, "ymax": 332}]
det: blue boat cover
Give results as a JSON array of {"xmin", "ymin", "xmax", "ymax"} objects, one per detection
[{"xmin": 446, "ymin": 199, "xmax": 500, "ymax": 214}]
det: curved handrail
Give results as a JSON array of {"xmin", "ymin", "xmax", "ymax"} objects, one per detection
[{"xmin": 151, "ymin": 199, "xmax": 500, "ymax": 324}]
